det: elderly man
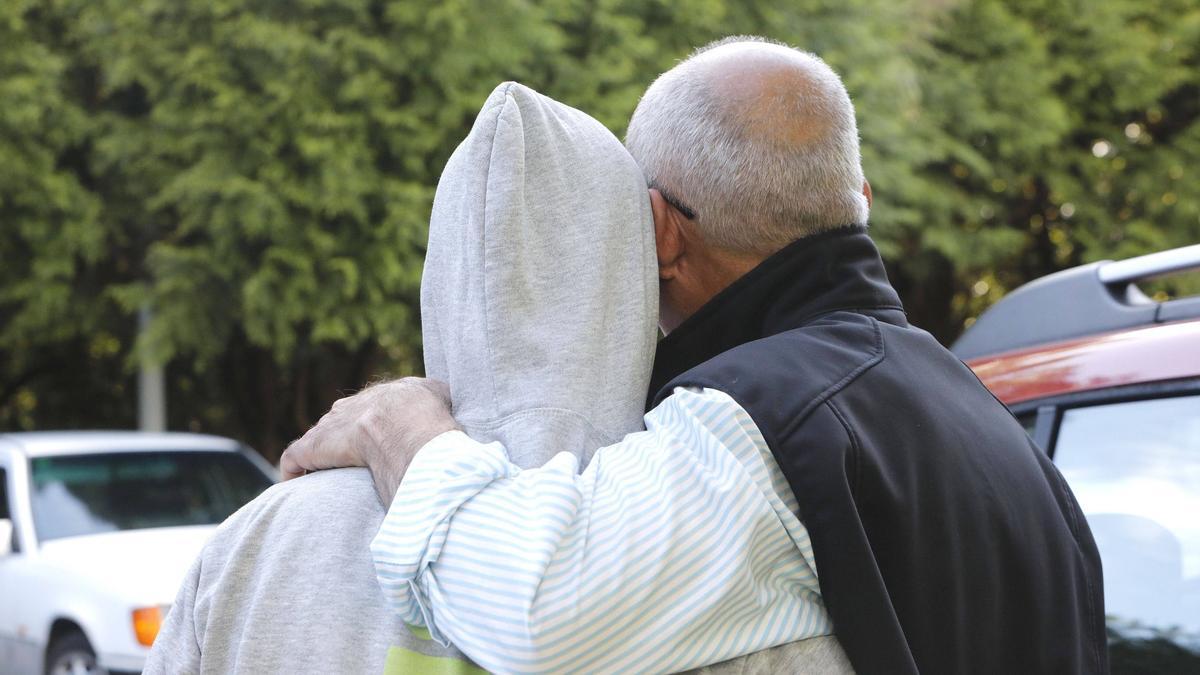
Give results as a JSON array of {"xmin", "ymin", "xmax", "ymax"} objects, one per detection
[{"xmin": 297, "ymin": 37, "xmax": 1108, "ymax": 674}]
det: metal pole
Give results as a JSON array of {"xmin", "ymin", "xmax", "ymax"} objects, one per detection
[{"xmin": 138, "ymin": 305, "xmax": 166, "ymax": 432}]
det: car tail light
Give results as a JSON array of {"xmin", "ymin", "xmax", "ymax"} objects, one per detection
[{"xmin": 132, "ymin": 605, "xmax": 170, "ymax": 647}]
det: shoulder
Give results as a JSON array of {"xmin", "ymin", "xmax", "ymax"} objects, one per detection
[
  {"xmin": 191, "ymin": 467, "xmax": 386, "ymax": 615},
  {"xmin": 671, "ymin": 313, "xmax": 883, "ymax": 393},
  {"xmin": 662, "ymin": 312, "xmax": 886, "ymax": 437},
  {"xmin": 185, "ymin": 471, "xmax": 407, "ymax": 673},
  {"xmin": 649, "ymin": 387, "xmax": 758, "ymax": 437},
  {"xmin": 200, "ymin": 468, "xmax": 383, "ymax": 568},
  {"xmin": 233, "ymin": 467, "xmax": 379, "ymax": 522}
]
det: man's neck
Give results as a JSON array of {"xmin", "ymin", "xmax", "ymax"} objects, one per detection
[
  {"xmin": 660, "ymin": 245, "xmax": 767, "ymax": 334},
  {"xmin": 648, "ymin": 226, "xmax": 904, "ymax": 405}
]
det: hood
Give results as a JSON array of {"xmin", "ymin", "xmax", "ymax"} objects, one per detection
[
  {"xmin": 37, "ymin": 525, "xmax": 216, "ymax": 603},
  {"xmin": 421, "ymin": 82, "xmax": 657, "ymax": 467}
]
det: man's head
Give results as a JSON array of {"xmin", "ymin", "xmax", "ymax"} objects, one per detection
[{"xmin": 626, "ymin": 36, "xmax": 871, "ymax": 332}]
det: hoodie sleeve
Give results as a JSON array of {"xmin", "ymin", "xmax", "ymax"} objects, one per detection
[{"xmin": 370, "ymin": 387, "xmax": 834, "ymax": 674}]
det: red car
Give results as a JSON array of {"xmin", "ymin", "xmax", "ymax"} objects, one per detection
[{"xmin": 954, "ymin": 244, "xmax": 1200, "ymax": 671}]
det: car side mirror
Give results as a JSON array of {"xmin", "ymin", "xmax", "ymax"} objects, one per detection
[{"xmin": 0, "ymin": 518, "xmax": 13, "ymax": 556}]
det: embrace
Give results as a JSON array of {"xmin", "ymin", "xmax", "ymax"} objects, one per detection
[{"xmin": 146, "ymin": 37, "xmax": 1106, "ymax": 675}]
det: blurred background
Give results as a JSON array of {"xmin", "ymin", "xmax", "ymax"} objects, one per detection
[
  {"xmin": 2, "ymin": 1, "xmax": 1199, "ymax": 672},
  {"xmin": 1, "ymin": 0, "xmax": 1197, "ymax": 462}
]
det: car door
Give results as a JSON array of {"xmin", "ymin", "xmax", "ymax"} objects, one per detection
[{"xmin": 1032, "ymin": 388, "xmax": 1200, "ymax": 671}]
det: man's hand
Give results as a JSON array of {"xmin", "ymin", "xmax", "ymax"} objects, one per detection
[{"xmin": 279, "ymin": 377, "xmax": 460, "ymax": 506}]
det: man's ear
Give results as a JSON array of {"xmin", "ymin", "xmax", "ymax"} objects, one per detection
[
  {"xmin": 862, "ymin": 180, "xmax": 873, "ymax": 208},
  {"xmin": 649, "ymin": 189, "xmax": 685, "ymax": 280}
]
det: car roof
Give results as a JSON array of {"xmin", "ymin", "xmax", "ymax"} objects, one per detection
[
  {"xmin": 953, "ymin": 243, "xmax": 1200, "ymax": 361},
  {"xmin": 967, "ymin": 318, "xmax": 1200, "ymax": 406},
  {"xmin": 0, "ymin": 431, "xmax": 243, "ymax": 458}
]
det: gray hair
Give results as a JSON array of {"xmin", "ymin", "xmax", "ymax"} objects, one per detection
[{"xmin": 625, "ymin": 36, "xmax": 869, "ymax": 254}]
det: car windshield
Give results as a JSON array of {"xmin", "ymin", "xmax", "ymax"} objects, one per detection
[{"xmin": 30, "ymin": 451, "xmax": 273, "ymax": 541}]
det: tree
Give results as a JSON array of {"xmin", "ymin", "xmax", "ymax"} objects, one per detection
[
  {"xmin": 1, "ymin": 0, "xmax": 1196, "ymax": 458},
  {"xmin": 0, "ymin": 0, "xmax": 123, "ymax": 430},
  {"xmin": 886, "ymin": 0, "xmax": 1200, "ymax": 339},
  {"xmin": 0, "ymin": 0, "xmax": 749, "ymax": 458}
]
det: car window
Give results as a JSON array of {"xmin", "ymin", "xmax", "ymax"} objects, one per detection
[
  {"xmin": 29, "ymin": 451, "xmax": 273, "ymax": 541},
  {"xmin": 1015, "ymin": 412, "xmax": 1037, "ymax": 438},
  {"xmin": 1053, "ymin": 394, "xmax": 1200, "ymax": 654}
]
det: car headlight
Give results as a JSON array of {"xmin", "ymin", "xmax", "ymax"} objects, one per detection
[{"xmin": 132, "ymin": 604, "xmax": 171, "ymax": 647}]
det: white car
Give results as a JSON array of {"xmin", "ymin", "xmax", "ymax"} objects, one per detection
[{"xmin": 0, "ymin": 432, "xmax": 275, "ymax": 674}]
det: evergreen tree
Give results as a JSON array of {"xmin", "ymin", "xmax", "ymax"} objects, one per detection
[{"xmin": 1, "ymin": 0, "xmax": 1196, "ymax": 458}]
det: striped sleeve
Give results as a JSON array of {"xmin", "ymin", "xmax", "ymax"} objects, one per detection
[{"xmin": 369, "ymin": 387, "xmax": 833, "ymax": 674}]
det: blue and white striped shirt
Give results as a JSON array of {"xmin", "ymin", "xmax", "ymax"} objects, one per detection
[{"xmin": 370, "ymin": 387, "xmax": 833, "ymax": 673}]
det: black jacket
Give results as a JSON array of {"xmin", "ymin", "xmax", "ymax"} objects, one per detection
[{"xmin": 649, "ymin": 227, "xmax": 1107, "ymax": 675}]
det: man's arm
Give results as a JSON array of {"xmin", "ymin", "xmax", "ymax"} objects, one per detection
[{"xmin": 366, "ymin": 387, "xmax": 831, "ymax": 674}]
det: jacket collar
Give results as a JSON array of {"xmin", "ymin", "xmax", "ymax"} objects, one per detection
[{"xmin": 647, "ymin": 226, "xmax": 905, "ymax": 405}]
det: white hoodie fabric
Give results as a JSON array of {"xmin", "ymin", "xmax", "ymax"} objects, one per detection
[{"xmin": 145, "ymin": 82, "xmax": 848, "ymax": 675}]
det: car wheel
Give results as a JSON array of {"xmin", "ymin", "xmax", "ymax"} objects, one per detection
[{"xmin": 45, "ymin": 631, "xmax": 107, "ymax": 675}]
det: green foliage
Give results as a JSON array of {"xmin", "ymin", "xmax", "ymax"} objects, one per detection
[
  {"xmin": 1, "ymin": 0, "xmax": 1197, "ymax": 458},
  {"xmin": 887, "ymin": 0, "xmax": 1200, "ymax": 334}
]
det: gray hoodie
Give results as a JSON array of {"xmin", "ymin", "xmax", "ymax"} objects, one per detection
[
  {"xmin": 145, "ymin": 82, "xmax": 849, "ymax": 674},
  {"xmin": 419, "ymin": 81, "xmax": 658, "ymax": 467}
]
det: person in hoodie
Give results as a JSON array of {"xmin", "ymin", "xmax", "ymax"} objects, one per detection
[
  {"xmin": 285, "ymin": 37, "xmax": 1107, "ymax": 675},
  {"xmin": 144, "ymin": 82, "xmax": 850, "ymax": 673}
]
